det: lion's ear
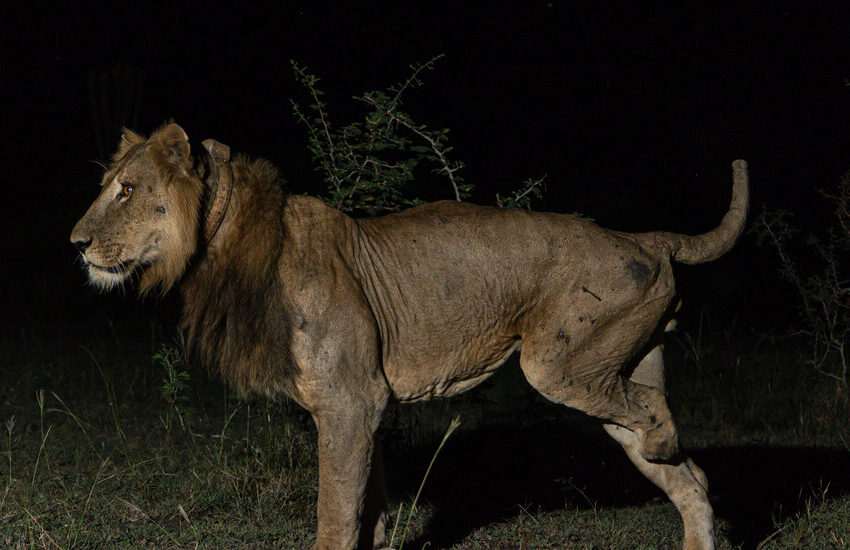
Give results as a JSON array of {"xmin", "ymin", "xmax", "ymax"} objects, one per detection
[
  {"xmin": 111, "ymin": 128, "xmax": 144, "ymax": 162},
  {"xmin": 152, "ymin": 122, "xmax": 192, "ymax": 168},
  {"xmin": 122, "ymin": 127, "xmax": 143, "ymax": 145}
]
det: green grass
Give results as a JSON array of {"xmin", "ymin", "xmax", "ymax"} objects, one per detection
[
  {"xmin": 758, "ymin": 489, "xmax": 850, "ymax": 549},
  {"xmin": 0, "ymin": 320, "xmax": 848, "ymax": 549},
  {"xmin": 0, "ymin": 328, "xmax": 320, "ymax": 548},
  {"xmin": 0, "ymin": 390, "xmax": 319, "ymax": 548}
]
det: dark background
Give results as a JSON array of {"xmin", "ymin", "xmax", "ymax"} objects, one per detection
[{"xmin": 3, "ymin": 1, "xmax": 850, "ymax": 333}]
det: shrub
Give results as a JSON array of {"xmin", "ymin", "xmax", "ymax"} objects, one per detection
[
  {"xmin": 755, "ymin": 171, "xmax": 850, "ymax": 386},
  {"xmin": 291, "ymin": 55, "xmax": 545, "ymax": 215}
]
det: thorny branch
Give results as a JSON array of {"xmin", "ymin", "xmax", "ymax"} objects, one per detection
[{"xmin": 291, "ymin": 54, "xmax": 544, "ymax": 218}]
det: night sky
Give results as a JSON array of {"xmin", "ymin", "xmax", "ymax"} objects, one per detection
[{"xmin": 4, "ymin": 2, "xmax": 850, "ymax": 330}]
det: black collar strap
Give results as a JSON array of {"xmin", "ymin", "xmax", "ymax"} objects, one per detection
[{"xmin": 201, "ymin": 138, "xmax": 233, "ymax": 243}]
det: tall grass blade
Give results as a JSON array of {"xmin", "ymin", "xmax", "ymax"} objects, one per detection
[{"xmin": 389, "ymin": 414, "xmax": 461, "ymax": 549}]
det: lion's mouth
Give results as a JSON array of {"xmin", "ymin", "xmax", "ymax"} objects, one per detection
[{"xmin": 88, "ymin": 259, "xmax": 136, "ymax": 275}]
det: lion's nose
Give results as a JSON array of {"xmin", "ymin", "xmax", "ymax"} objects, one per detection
[{"xmin": 73, "ymin": 238, "xmax": 93, "ymax": 254}]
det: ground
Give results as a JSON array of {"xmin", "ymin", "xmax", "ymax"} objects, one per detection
[{"xmin": 0, "ymin": 314, "xmax": 848, "ymax": 549}]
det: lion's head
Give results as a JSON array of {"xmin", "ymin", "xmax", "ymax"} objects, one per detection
[{"xmin": 71, "ymin": 123, "xmax": 204, "ymax": 295}]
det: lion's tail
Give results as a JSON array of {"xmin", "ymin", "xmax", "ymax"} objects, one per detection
[{"xmin": 639, "ymin": 159, "xmax": 749, "ymax": 265}]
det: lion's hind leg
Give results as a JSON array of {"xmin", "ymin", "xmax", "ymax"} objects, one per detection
[
  {"xmin": 519, "ymin": 330, "xmax": 680, "ymax": 461},
  {"xmin": 523, "ymin": 329, "xmax": 715, "ymax": 549},
  {"xmin": 603, "ymin": 423, "xmax": 715, "ymax": 550},
  {"xmin": 606, "ymin": 331, "xmax": 715, "ymax": 549}
]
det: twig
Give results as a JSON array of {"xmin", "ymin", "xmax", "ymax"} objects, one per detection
[{"xmin": 393, "ymin": 115, "xmax": 464, "ymax": 201}]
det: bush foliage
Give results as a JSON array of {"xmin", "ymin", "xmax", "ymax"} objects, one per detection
[{"xmin": 291, "ymin": 55, "xmax": 544, "ymax": 215}]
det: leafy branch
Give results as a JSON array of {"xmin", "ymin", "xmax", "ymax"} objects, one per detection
[
  {"xmin": 292, "ymin": 55, "xmax": 471, "ymax": 215},
  {"xmin": 291, "ymin": 55, "xmax": 547, "ymax": 216},
  {"xmin": 496, "ymin": 176, "xmax": 547, "ymax": 210}
]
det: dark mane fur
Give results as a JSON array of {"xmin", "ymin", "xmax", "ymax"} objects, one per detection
[{"xmin": 180, "ymin": 156, "xmax": 299, "ymax": 396}]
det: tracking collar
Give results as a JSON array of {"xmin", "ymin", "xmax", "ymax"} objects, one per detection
[{"xmin": 201, "ymin": 138, "xmax": 233, "ymax": 243}]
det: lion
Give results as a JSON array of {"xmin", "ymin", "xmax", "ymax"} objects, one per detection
[{"xmin": 71, "ymin": 122, "xmax": 747, "ymax": 550}]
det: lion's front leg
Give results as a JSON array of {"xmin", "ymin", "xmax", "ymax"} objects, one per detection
[
  {"xmin": 362, "ymin": 442, "xmax": 389, "ymax": 549},
  {"xmin": 312, "ymin": 398, "xmax": 386, "ymax": 550}
]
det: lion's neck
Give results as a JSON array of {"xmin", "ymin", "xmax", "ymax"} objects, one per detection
[{"xmin": 179, "ymin": 156, "xmax": 297, "ymax": 396}]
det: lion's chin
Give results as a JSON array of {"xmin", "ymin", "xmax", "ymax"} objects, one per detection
[{"xmin": 86, "ymin": 260, "xmax": 137, "ymax": 291}]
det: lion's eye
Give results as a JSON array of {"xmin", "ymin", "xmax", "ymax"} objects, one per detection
[{"xmin": 118, "ymin": 183, "xmax": 134, "ymax": 199}]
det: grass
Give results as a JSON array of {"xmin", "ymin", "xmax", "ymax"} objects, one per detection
[
  {"xmin": 0, "ymin": 317, "xmax": 848, "ymax": 549},
  {"xmin": 757, "ymin": 486, "xmax": 850, "ymax": 549},
  {"xmin": 388, "ymin": 415, "xmax": 461, "ymax": 549},
  {"xmin": 0, "ymin": 326, "xmax": 319, "ymax": 548}
]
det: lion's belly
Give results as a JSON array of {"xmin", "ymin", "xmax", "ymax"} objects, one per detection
[{"xmin": 382, "ymin": 335, "xmax": 522, "ymax": 401}]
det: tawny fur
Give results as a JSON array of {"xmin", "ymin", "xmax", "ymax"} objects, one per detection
[{"xmin": 72, "ymin": 122, "xmax": 747, "ymax": 550}]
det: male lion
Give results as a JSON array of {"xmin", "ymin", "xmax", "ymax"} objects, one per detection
[{"xmin": 71, "ymin": 123, "xmax": 747, "ymax": 550}]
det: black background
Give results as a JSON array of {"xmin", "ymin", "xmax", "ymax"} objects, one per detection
[{"xmin": 3, "ymin": 1, "xmax": 850, "ymax": 331}]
